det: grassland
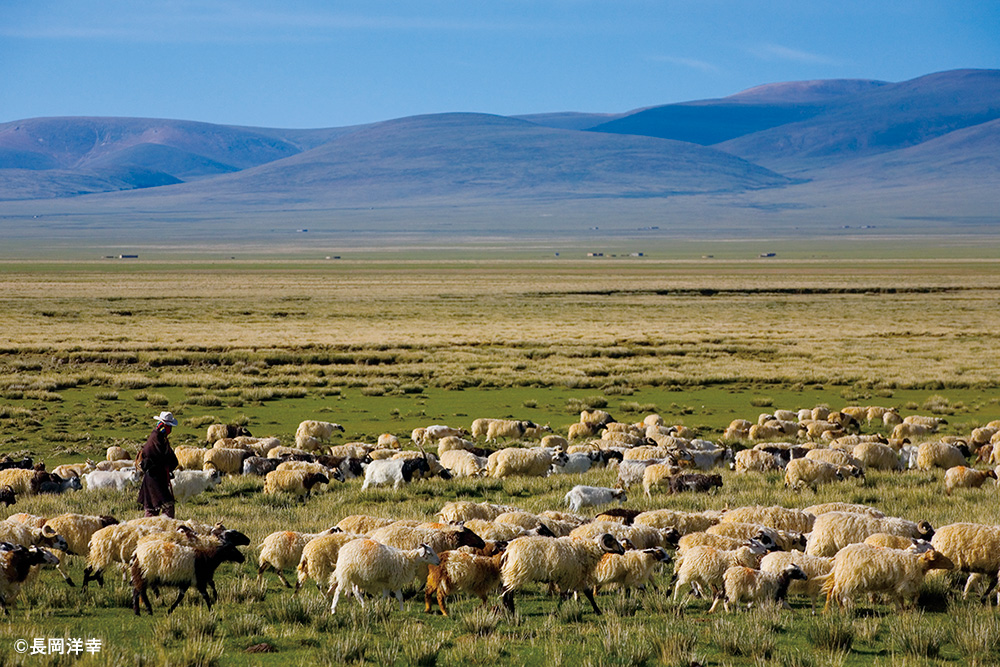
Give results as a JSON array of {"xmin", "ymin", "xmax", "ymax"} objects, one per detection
[{"xmin": 2, "ymin": 251, "xmax": 1000, "ymax": 666}]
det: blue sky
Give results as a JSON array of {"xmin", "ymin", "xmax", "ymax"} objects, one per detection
[{"xmin": 2, "ymin": 1, "xmax": 998, "ymax": 129}]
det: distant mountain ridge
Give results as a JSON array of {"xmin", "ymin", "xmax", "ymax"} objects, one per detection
[{"xmin": 0, "ymin": 68, "xmax": 997, "ymax": 243}]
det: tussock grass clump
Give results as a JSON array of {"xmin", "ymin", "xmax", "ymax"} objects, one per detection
[
  {"xmin": 712, "ymin": 615, "xmax": 777, "ymax": 659},
  {"xmin": 887, "ymin": 611, "xmax": 946, "ymax": 659},
  {"xmin": 806, "ymin": 611, "xmax": 855, "ymax": 652}
]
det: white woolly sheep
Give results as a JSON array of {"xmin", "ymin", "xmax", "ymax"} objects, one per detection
[
  {"xmin": 203, "ymin": 447, "xmax": 252, "ymax": 475},
  {"xmin": 564, "ymin": 485, "xmax": 626, "ymax": 513},
  {"xmin": 569, "ymin": 521, "xmax": 679, "ymax": 551},
  {"xmin": 50, "ymin": 461, "xmax": 96, "ymax": 479},
  {"xmin": 376, "ymin": 433, "xmax": 400, "ymax": 449},
  {"xmin": 852, "ymin": 442, "xmax": 902, "ymax": 471},
  {"xmin": 171, "ymin": 469, "xmax": 222, "ymax": 501},
  {"xmin": 634, "ymin": 508, "xmax": 723, "ymax": 536},
  {"xmin": 803, "ymin": 502, "xmax": 884, "ymax": 518},
  {"xmin": 568, "ymin": 422, "xmax": 596, "ymax": 440},
  {"xmin": 106, "ymin": 446, "xmax": 131, "ymax": 462},
  {"xmin": 642, "ymin": 462, "xmax": 682, "ymax": 498},
  {"xmin": 421, "ymin": 425, "xmax": 467, "ymax": 444},
  {"xmin": 891, "ymin": 421, "xmax": 934, "ymax": 444},
  {"xmin": 41, "ymin": 513, "xmax": 118, "ymax": 585},
  {"xmin": 822, "ymin": 543, "xmax": 953, "ymax": 610},
  {"xmin": 863, "ymin": 533, "xmax": 933, "ymax": 552},
  {"xmin": 438, "ymin": 449, "xmax": 488, "ymax": 478},
  {"xmin": 294, "ymin": 531, "xmax": 367, "ymax": 593},
  {"xmin": 499, "ymin": 533, "xmax": 625, "ymax": 615},
  {"xmin": 615, "ymin": 459, "xmax": 660, "ymax": 489},
  {"xmin": 295, "ymin": 420, "xmax": 344, "ymax": 449},
  {"xmin": 806, "ymin": 511, "xmax": 934, "ymax": 557},
  {"xmin": 541, "ymin": 434, "xmax": 570, "ymax": 450},
  {"xmin": 330, "ymin": 538, "xmax": 440, "ymax": 612},
  {"xmin": 707, "ymin": 522, "xmax": 805, "ymax": 552},
  {"xmin": 551, "ymin": 451, "xmax": 600, "ymax": 476},
  {"xmin": 591, "ymin": 547, "xmax": 672, "ymax": 596},
  {"xmin": 485, "ymin": 419, "xmax": 534, "ymax": 442},
  {"xmin": 916, "ymin": 441, "xmax": 968, "ymax": 471},
  {"xmin": 436, "ymin": 501, "xmax": 521, "ymax": 524},
  {"xmin": 672, "ymin": 543, "xmax": 768, "ymax": 603},
  {"xmin": 733, "ymin": 449, "xmax": 781, "ymax": 474},
  {"xmin": 784, "ymin": 458, "xmax": 862, "ymax": 491},
  {"xmin": 930, "ymin": 523, "xmax": 1000, "ymax": 599},
  {"xmin": 720, "ymin": 563, "xmax": 807, "ymax": 612},
  {"xmin": 487, "ymin": 447, "xmax": 567, "ymax": 478},
  {"xmin": 436, "ymin": 435, "xmax": 477, "ymax": 457},
  {"xmin": 424, "ymin": 549, "xmax": 504, "ymax": 615},
  {"xmin": 760, "ymin": 550, "xmax": 833, "ymax": 612},
  {"xmin": 718, "ymin": 505, "xmax": 815, "ymax": 534},
  {"xmin": 257, "ymin": 527, "xmax": 338, "ymax": 588},
  {"xmin": 174, "ymin": 447, "xmax": 207, "ymax": 471},
  {"xmin": 470, "ymin": 418, "xmax": 495, "ymax": 440},
  {"xmin": 263, "ymin": 470, "xmax": 331, "ymax": 499},
  {"xmin": 805, "ymin": 448, "xmax": 860, "ymax": 468},
  {"xmin": 82, "ymin": 469, "xmax": 141, "ymax": 492}
]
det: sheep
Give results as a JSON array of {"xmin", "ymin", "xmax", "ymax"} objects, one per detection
[
  {"xmin": 634, "ymin": 509, "xmax": 723, "ymax": 536},
  {"xmin": 891, "ymin": 421, "xmax": 934, "ymax": 444},
  {"xmin": 276, "ymin": 460, "xmax": 333, "ymax": 476},
  {"xmin": 174, "ymin": 447, "xmax": 208, "ymax": 471},
  {"xmin": 0, "ymin": 456, "xmax": 33, "ymax": 471},
  {"xmin": 930, "ymin": 523, "xmax": 1000, "ymax": 599},
  {"xmin": 551, "ymin": 451, "xmax": 599, "ymax": 476},
  {"xmin": 784, "ymin": 458, "xmax": 863, "ymax": 491},
  {"xmin": 569, "ymin": 521, "xmax": 679, "ymax": 551},
  {"xmin": 391, "ymin": 451, "xmax": 451, "ymax": 481},
  {"xmin": 172, "ymin": 469, "xmax": 222, "ymax": 501},
  {"xmin": 361, "ymin": 457, "xmax": 430, "ymax": 490},
  {"xmin": 294, "ymin": 532, "xmax": 367, "ymax": 593},
  {"xmin": 803, "ymin": 502, "xmax": 884, "ymax": 518},
  {"xmin": 805, "ymin": 448, "xmax": 860, "ymax": 468},
  {"xmin": 719, "ymin": 506, "xmax": 815, "ymax": 535},
  {"xmin": 707, "ymin": 522, "xmax": 806, "ymax": 552},
  {"xmin": 334, "ymin": 515, "xmax": 396, "ymax": 535},
  {"xmin": 943, "ymin": 466, "xmax": 997, "ymax": 495},
  {"xmin": 668, "ymin": 473, "xmax": 723, "ymax": 494},
  {"xmin": 499, "ymin": 533, "xmax": 626, "ymax": 615},
  {"xmin": 0, "ymin": 469, "xmax": 39, "ymax": 496},
  {"xmin": 206, "ymin": 423, "xmax": 251, "ymax": 443},
  {"xmin": 425, "ymin": 549, "xmax": 504, "ymax": 615},
  {"xmin": 485, "ymin": 419, "xmax": 536, "ymax": 443},
  {"xmin": 438, "ymin": 449, "xmax": 488, "ymax": 478},
  {"xmin": 329, "ymin": 538, "xmax": 440, "ymax": 612},
  {"xmin": 295, "ymin": 420, "xmax": 344, "ymax": 449},
  {"xmin": 94, "ymin": 459, "xmax": 136, "ymax": 472},
  {"xmin": 242, "ymin": 456, "xmax": 281, "ymax": 477},
  {"xmin": 470, "ymin": 418, "xmax": 495, "ymax": 440},
  {"xmin": 616, "ymin": 459, "xmax": 662, "ymax": 489},
  {"xmin": 916, "ymin": 441, "xmax": 968, "ymax": 471},
  {"xmin": 437, "ymin": 435, "xmax": 478, "ymax": 457},
  {"xmin": 263, "ymin": 470, "xmax": 330, "ymax": 499},
  {"xmin": 642, "ymin": 462, "xmax": 681, "ymax": 498},
  {"xmin": 421, "ymin": 425, "xmax": 467, "ymax": 444},
  {"xmin": 0, "ymin": 520, "xmax": 69, "ymax": 556},
  {"xmin": 672, "ymin": 543, "xmax": 769, "ymax": 604},
  {"xmin": 82, "ymin": 523, "xmax": 162, "ymax": 588},
  {"xmin": 852, "ymin": 442, "xmax": 902, "ymax": 471},
  {"xmin": 822, "ymin": 543, "xmax": 953, "ymax": 610},
  {"xmin": 368, "ymin": 523, "xmax": 486, "ymax": 565},
  {"xmin": 0, "ymin": 544, "xmax": 60, "ymax": 613},
  {"xmin": 106, "ymin": 446, "xmax": 131, "ymax": 462},
  {"xmin": 733, "ymin": 449, "xmax": 781, "ymax": 474},
  {"xmin": 487, "ymin": 447, "xmax": 567, "ymax": 478},
  {"xmin": 376, "ymin": 433, "xmax": 400, "ymax": 449},
  {"xmin": 568, "ymin": 422, "xmax": 597, "ymax": 440},
  {"xmin": 39, "ymin": 475, "xmax": 83, "ymax": 494},
  {"xmin": 564, "ymin": 485, "xmax": 626, "ymax": 513},
  {"xmin": 541, "ymin": 434, "xmax": 570, "ymax": 451},
  {"xmin": 50, "ymin": 460, "xmax": 96, "ymax": 479},
  {"xmin": 203, "ymin": 447, "xmax": 253, "ymax": 475},
  {"xmin": 759, "ymin": 550, "xmax": 834, "ymax": 612},
  {"xmin": 257, "ymin": 527, "xmax": 338, "ymax": 588},
  {"xmin": 591, "ymin": 547, "xmax": 672, "ymax": 596},
  {"xmin": 863, "ymin": 533, "xmax": 933, "ymax": 552},
  {"xmin": 41, "ymin": 513, "xmax": 118, "ymax": 585},
  {"xmin": 81, "ymin": 469, "xmax": 142, "ymax": 492},
  {"xmin": 678, "ymin": 532, "xmax": 768, "ymax": 554},
  {"xmin": 130, "ymin": 533, "xmax": 247, "ymax": 615},
  {"xmin": 0, "ymin": 486, "xmax": 14, "ymax": 507},
  {"xmin": 721, "ymin": 563, "xmax": 807, "ymax": 612},
  {"xmin": 806, "ymin": 511, "xmax": 934, "ymax": 557},
  {"xmin": 436, "ymin": 501, "xmax": 521, "ymax": 524}
]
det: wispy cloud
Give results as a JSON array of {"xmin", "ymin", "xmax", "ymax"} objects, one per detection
[
  {"xmin": 749, "ymin": 43, "xmax": 841, "ymax": 66},
  {"xmin": 647, "ymin": 55, "xmax": 720, "ymax": 73}
]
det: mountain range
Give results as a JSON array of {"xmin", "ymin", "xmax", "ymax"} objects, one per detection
[{"xmin": 1, "ymin": 68, "xmax": 998, "ymax": 245}]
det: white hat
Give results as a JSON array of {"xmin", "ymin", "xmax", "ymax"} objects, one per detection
[{"xmin": 154, "ymin": 411, "xmax": 179, "ymax": 427}]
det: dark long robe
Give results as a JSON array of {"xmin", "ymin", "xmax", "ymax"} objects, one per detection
[{"xmin": 136, "ymin": 425, "xmax": 178, "ymax": 512}]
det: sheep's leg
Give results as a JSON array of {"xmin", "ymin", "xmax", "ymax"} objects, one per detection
[
  {"xmin": 82, "ymin": 566, "xmax": 104, "ymax": 589},
  {"xmin": 330, "ymin": 583, "xmax": 343, "ymax": 613},
  {"xmin": 581, "ymin": 588, "xmax": 602, "ymax": 615},
  {"xmin": 395, "ymin": 589, "xmax": 404, "ymax": 612},
  {"xmin": 55, "ymin": 552, "xmax": 75, "ymax": 587},
  {"xmin": 501, "ymin": 589, "xmax": 515, "ymax": 614},
  {"xmin": 354, "ymin": 585, "xmax": 366, "ymax": 608},
  {"xmin": 196, "ymin": 581, "xmax": 215, "ymax": 610},
  {"xmin": 274, "ymin": 569, "xmax": 293, "ymax": 589},
  {"xmin": 167, "ymin": 585, "xmax": 190, "ymax": 614},
  {"xmin": 707, "ymin": 592, "xmax": 725, "ymax": 613}
]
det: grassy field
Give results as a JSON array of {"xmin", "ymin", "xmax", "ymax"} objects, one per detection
[{"xmin": 2, "ymin": 252, "xmax": 1000, "ymax": 666}]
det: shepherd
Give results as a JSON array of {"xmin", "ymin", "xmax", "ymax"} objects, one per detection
[{"xmin": 137, "ymin": 411, "xmax": 180, "ymax": 518}]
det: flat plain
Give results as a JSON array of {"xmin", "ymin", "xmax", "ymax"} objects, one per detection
[{"xmin": 2, "ymin": 247, "xmax": 1000, "ymax": 666}]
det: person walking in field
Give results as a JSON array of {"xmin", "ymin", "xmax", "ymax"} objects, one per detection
[{"xmin": 137, "ymin": 411, "xmax": 180, "ymax": 518}]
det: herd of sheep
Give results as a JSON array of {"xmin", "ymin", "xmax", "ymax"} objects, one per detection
[{"xmin": 4, "ymin": 402, "xmax": 1000, "ymax": 619}]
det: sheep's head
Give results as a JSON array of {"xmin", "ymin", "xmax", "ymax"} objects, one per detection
[
  {"xmin": 645, "ymin": 547, "xmax": 672, "ymax": 564},
  {"xmin": 612, "ymin": 489, "xmax": 627, "ymax": 502},
  {"xmin": 417, "ymin": 543, "xmax": 441, "ymax": 566},
  {"xmin": 784, "ymin": 564, "xmax": 808, "ymax": 582},
  {"xmin": 920, "ymin": 549, "xmax": 954, "ymax": 571},
  {"xmin": 598, "ymin": 533, "xmax": 626, "ymax": 556},
  {"xmin": 453, "ymin": 526, "xmax": 487, "ymax": 550},
  {"xmin": 917, "ymin": 521, "xmax": 935, "ymax": 540}
]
